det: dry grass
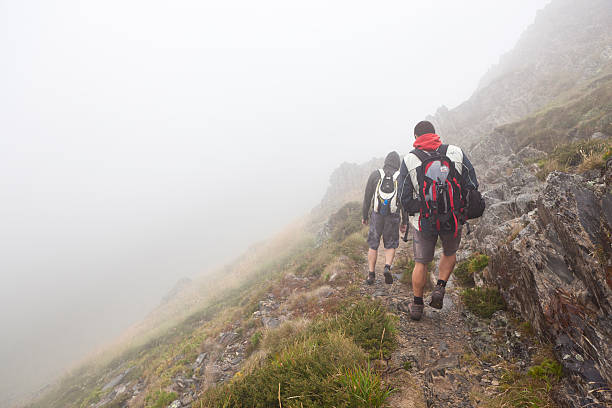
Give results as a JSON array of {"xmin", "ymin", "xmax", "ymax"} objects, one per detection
[{"xmin": 536, "ymin": 138, "xmax": 611, "ymax": 180}]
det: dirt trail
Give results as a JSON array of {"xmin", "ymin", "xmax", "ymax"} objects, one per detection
[{"xmin": 359, "ymin": 234, "xmax": 490, "ymax": 408}]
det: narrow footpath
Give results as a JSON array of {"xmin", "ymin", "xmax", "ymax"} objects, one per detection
[{"xmin": 359, "ymin": 234, "xmax": 515, "ymax": 408}]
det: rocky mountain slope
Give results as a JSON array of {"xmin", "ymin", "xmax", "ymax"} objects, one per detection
[{"xmin": 428, "ymin": 0, "xmax": 612, "ymax": 149}]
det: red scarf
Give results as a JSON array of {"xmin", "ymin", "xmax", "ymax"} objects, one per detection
[{"xmin": 413, "ymin": 133, "xmax": 442, "ymax": 150}]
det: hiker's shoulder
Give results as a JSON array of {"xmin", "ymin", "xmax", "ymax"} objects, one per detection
[
  {"xmin": 402, "ymin": 151, "xmax": 421, "ymax": 169},
  {"xmin": 445, "ymin": 144, "xmax": 465, "ymax": 160},
  {"xmin": 368, "ymin": 169, "xmax": 382, "ymax": 180}
]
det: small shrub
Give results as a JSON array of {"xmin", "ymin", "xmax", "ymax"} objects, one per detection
[
  {"xmin": 461, "ymin": 287, "xmax": 505, "ymax": 318},
  {"xmin": 454, "ymin": 260, "xmax": 473, "ymax": 286},
  {"xmin": 454, "ymin": 254, "xmax": 488, "ymax": 287},
  {"xmin": 528, "ymin": 359, "xmax": 563, "ymax": 384},
  {"xmin": 468, "ymin": 254, "xmax": 489, "ymax": 274}
]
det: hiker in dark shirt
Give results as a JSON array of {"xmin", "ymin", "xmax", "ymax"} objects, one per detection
[
  {"xmin": 362, "ymin": 151, "xmax": 404, "ymax": 285},
  {"xmin": 397, "ymin": 121, "xmax": 479, "ymax": 320}
]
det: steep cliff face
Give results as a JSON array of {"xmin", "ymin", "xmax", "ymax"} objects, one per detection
[{"xmin": 428, "ymin": 0, "xmax": 612, "ymax": 148}]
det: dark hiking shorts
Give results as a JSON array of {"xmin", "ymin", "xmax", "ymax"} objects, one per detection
[
  {"xmin": 367, "ymin": 211, "xmax": 400, "ymax": 250},
  {"xmin": 413, "ymin": 229, "xmax": 462, "ymax": 263}
]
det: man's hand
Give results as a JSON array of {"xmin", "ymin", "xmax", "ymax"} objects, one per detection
[
  {"xmin": 362, "ymin": 218, "xmax": 368, "ymax": 226},
  {"xmin": 400, "ymin": 223, "xmax": 407, "ymax": 234}
]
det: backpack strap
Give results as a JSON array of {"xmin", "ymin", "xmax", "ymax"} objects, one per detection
[
  {"xmin": 378, "ymin": 168, "xmax": 385, "ymax": 179},
  {"xmin": 411, "ymin": 145, "xmax": 450, "ymax": 162},
  {"xmin": 410, "ymin": 148, "xmax": 432, "ymax": 163},
  {"xmin": 438, "ymin": 144, "xmax": 449, "ymax": 157}
]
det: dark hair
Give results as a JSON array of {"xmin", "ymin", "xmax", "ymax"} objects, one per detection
[{"xmin": 414, "ymin": 121, "xmax": 435, "ymax": 137}]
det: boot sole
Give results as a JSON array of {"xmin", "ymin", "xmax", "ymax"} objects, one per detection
[
  {"xmin": 429, "ymin": 297, "xmax": 443, "ymax": 309},
  {"xmin": 384, "ymin": 273, "xmax": 393, "ymax": 284}
]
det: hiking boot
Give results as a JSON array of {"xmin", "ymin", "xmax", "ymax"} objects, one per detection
[
  {"xmin": 430, "ymin": 284, "xmax": 446, "ymax": 309},
  {"xmin": 398, "ymin": 301, "xmax": 423, "ymax": 321},
  {"xmin": 365, "ymin": 272, "xmax": 375, "ymax": 285},
  {"xmin": 383, "ymin": 265, "xmax": 393, "ymax": 284}
]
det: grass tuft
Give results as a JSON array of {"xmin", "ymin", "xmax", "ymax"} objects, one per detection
[
  {"xmin": 454, "ymin": 254, "xmax": 489, "ymax": 287},
  {"xmin": 338, "ymin": 363, "xmax": 395, "ymax": 407},
  {"xmin": 460, "ymin": 287, "xmax": 505, "ymax": 318},
  {"xmin": 527, "ymin": 359, "xmax": 563, "ymax": 384},
  {"xmin": 333, "ymin": 299, "xmax": 398, "ymax": 360},
  {"xmin": 535, "ymin": 139, "xmax": 612, "ymax": 180},
  {"xmin": 145, "ymin": 390, "xmax": 177, "ymax": 408}
]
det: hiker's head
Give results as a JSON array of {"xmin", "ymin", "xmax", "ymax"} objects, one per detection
[
  {"xmin": 384, "ymin": 151, "xmax": 401, "ymax": 171},
  {"xmin": 414, "ymin": 121, "xmax": 436, "ymax": 137}
]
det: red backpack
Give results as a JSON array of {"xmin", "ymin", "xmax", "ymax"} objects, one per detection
[{"xmin": 411, "ymin": 145, "xmax": 466, "ymax": 237}]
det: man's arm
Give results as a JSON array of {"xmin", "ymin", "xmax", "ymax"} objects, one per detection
[
  {"xmin": 362, "ymin": 171, "xmax": 379, "ymax": 222},
  {"xmin": 461, "ymin": 152, "xmax": 479, "ymax": 190},
  {"xmin": 398, "ymin": 158, "xmax": 414, "ymax": 224}
]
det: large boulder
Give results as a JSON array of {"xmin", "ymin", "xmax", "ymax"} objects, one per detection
[{"xmin": 488, "ymin": 172, "xmax": 612, "ymax": 406}]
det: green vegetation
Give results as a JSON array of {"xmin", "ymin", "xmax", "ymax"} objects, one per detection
[
  {"xmin": 469, "ymin": 254, "xmax": 489, "ymax": 273},
  {"xmin": 454, "ymin": 261, "xmax": 472, "ymax": 286},
  {"xmin": 460, "ymin": 287, "xmax": 505, "ymax": 318},
  {"xmin": 198, "ymin": 298, "xmax": 397, "ymax": 407},
  {"xmin": 339, "ymin": 363, "xmax": 395, "ymax": 407},
  {"xmin": 485, "ymin": 357, "xmax": 563, "ymax": 408},
  {"xmin": 454, "ymin": 253, "xmax": 489, "ymax": 286},
  {"xmin": 334, "ymin": 299, "xmax": 397, "ymax": 360},
  {"xmin": 527, "ymin": 358, "xmax": 563, "ymax": 384},
  {"xmin": 79, "ymin": 387, "xmax": 103, "ymax": 408},
  {"xmin": 146, "ymin": 390, "xmax": 177, "ymax": 408},
  {"xmin": 247, "ymin": 331, "xmax": 263, "ymax": 355},
  {"xmin": 535, "ymin": 138, "xmax": 612, "ymax": 180}
]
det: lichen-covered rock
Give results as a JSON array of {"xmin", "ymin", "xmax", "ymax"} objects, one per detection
[{"xmin": 489, "ymin": 172, "xmax": 612, "ymax": 406}]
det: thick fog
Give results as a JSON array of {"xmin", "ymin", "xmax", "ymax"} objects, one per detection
[{"xmin": 0, "ymin": 0, "xmax": 549, "ymax": 404}]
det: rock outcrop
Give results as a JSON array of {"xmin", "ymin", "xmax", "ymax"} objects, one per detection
[
  {"xmin": 488, "ymin": 171, "xmax": 612, "ymax": 406},
  {"xmin": 314, "ymin": 158, "xmax": 383, "ymax": 218}
]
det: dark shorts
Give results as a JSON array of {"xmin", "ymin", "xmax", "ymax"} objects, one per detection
[
  {"xmin": 413, "ymin": 229, "xmax": 462, "ymax": 263},
  {"xmin": 367, "ymin": 211, "xmax": 400, "ymax": 250}
]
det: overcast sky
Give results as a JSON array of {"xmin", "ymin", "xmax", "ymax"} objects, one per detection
[{"xmin": 0, "ymin": 0, "xmax": 549, "ymax": 404}]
